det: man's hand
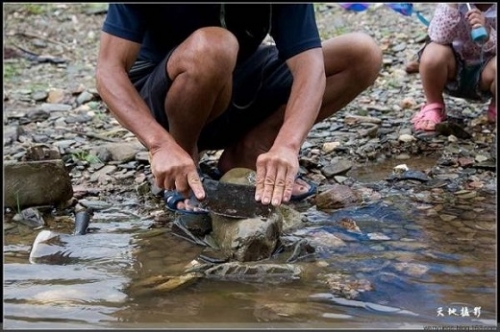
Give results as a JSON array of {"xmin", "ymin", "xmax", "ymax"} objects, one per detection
[
  {"xmin": 254, "ymin": 146, "xmax": 299, "ymax": 206},
  {"xmin": 149, "ymin": 143, "xmax": 205, "ymax": 200}
]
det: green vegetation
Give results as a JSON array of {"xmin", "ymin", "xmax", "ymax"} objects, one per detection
[
  {"xmin": 3, "ymin": 63, "xmax": 20, "ymax": 79},
  {"xmin": 21, "ymin": 4, "xmax": 47, "ymax": 15},
  {"xmin": 71, "ymin": 151, "xmax": 102, "ymax": 164},
  {"xmin": 15, "ymin": 190, "xmax": 22, "ymax": 214}
]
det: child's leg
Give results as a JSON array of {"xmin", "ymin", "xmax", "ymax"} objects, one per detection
[
  {"xmin": 479, "ymin": 56, "xmax": 496, "ymax": 122},
  {"xmin": 412, "ymin": 42, "xmax": 457, "ymax": 131},
  {"xmin": 420, "ymin": 42, "xmax": 456, "ymax": 106}
]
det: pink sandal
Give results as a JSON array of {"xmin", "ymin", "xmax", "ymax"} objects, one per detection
[
  {"xmin": 411, "ymin": 103, "xmax": 447, "ymax": 131},
  {"xmin": 487, "ymin": 103, "xmax": 496, "ymax": 123}
]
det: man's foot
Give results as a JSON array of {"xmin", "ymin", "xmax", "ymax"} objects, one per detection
[
  {"xmin": 164, "ymin": 190, "xmax": 208, "ymax": 214},
  {"xmin": 411, "ymin": 103, "xmax": 447, "ymax": 131},
  {"xmin": 291, "ymin": 175, "xmax": 317, "ymax": 201}
]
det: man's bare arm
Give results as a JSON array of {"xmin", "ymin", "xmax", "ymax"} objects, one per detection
[
  {"xmin": 95, "ymin": 32, "xmax": 205, "ymax": 197},
  {"xmin": 275, "ymin": 47, "xmax": 326, "ymax": 153},
  {"xmin": 95, "ymin": 32, "xmax": 175, "ymax": 152},
  {"xmin": 254, "ymin": 47, "xmax": 325, "ymax": 205}
]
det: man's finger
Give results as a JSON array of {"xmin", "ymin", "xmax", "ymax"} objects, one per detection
[
  {"xmin": 163, "ymin": 177, "xmax": 175, "ymax": 191},
  {"xmin": 271, "ymin": 167, "xmax": 287, "ymax": 206},
  {"xmin": 154, "ymin": 172, "xmax": 165, "ymax": 189},
  {"xmin": 282, "ymin": 170, "xmax": 296, "ymax": 203},
  {"xmin": 261, "ymin": 168, "xmax": 277, "ymax": 205},
  {"xmin": 175, "ymin": 176, "xmax": 190, "ymax": 198},
  {"xmin": 187, "ymin": 171, "xmax": 205, "ymax": 200}
]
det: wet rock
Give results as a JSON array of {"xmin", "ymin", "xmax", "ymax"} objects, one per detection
[
  {"xmin": 294, "ymin": 227, "xmax": 346, "ymax": 248},
  {"xmin": 278, "ymin": 204, "xmax": 303, "ymax": 231},
  {"xmin": 474, "ymin": 154, "xmax": 489, "ymax": 163},
  {"xmin": 355, "ymin": 142, "xmax": 378, "ymax": 160},
  {"xmin": 352, "ymin": 186, "xmax": 382, "ymax": 203},
  {"xmin": 135, "ymin": 151, "xmax": 150, "ymax": 162},
  {"xmin": 219, "ymin": 167, "xmax": 256, "ymax": 185},
  {"xmin": 144, "ymin": 175, "xmax": 162, "ymax": 196},
  {"xmin": 322, "ymin": 313, "xmax": 354, "ymax": 320},
  {"xmin": 32, "ymin": 91, "xmax": 48, "ymax": 102},
  {"xmin": 400, "ymin": 97, "xmax": 416, "ymax": 109},
  {"xmin": 254, "ymin": 301, "xmax": 309, "ymax": 320},
  {"xmin": 40, "ymin": 103, "xmax": 72, "ymax": 112},
  {"xmin": 76, "ymin": 91, "xmax": 94, "ymax": 105},
  {"xmin": 199, "ymin": 261, "xmax": 301, "ymax": 281},
  {"xmin": 211, "ymin": 213, "xmax": 282, "ymax": 262},
  {"xmin": 435, "ymin": 121, "xmax": 472, "ymax": 139},
  {"xmin": 398, "ymin": 134, "xmax": 416, "ymax": 142},
  {"xmin": 387, "ymin": 170, "xmax": 431, "ymax": 183},
  {"xmin": 321, "ymin": 157, "xmax": 353, "ymax": 178},
  {"xmin": 53, "ymin": 139, "xmax": 77, "ymax": 151},
  {"xmin": 47, "ymin": 89, "xmax": 66, "ymax": 104},
  {"xmin": 93, "ymin": 141, "xmax": 148, "ymax": 163},
  {"xmin": 210, "ymin": 167, "xmax": 283, "ymax": 262},
  {"xmin": 458, "ymin": 157, "xmax": 475, "ymax": 167},
  {"xmin": 338, "ymin": 217, "xmax": 362, "ymax": 233},
  {"xmin": 4, "ymin": 160, "xmax": 73, "ymax": 209},
  {"xmin": 344, "ymin": 115, "xmax": 382, "ymax": 125},
  {"xmin": 25, "ymin": 109, "xmax": 50, "ymax": 123},
  {"xmin": 128, "ymin": 272, "xmax": 202, "ymax": 297},
  {"xmin": 12, "ymin": 207, "xmax": 45, "ymax": 228},
  {"xmin": 319, "ymin": 273, "xmax": 374, "ymax": 299},
  {"xmin": 315, "ymin": 184, "xmax": 358, "ymax": 210},
  {"xmin": 322, "ymin": 141, "xmax": 341, "ymax": 154},
  {"xmin": 174, "ymin": 213, "xmax": 212, "ymax": 240},
  {"xmin": 393, "ymin": 262, "xmax": 430, "ymax": 277},
  {"xmin": 24, "ymin": 144, "xmax": 61, "ymax": 161},
  {"xmin": 334, "ymin": 175, "xmax": 348, "ymax": 183},
  {"xmin": 3, "ymin": 125, "xmax": 22, "ymax": 145},
  {"xmin": 367, "ymin": 232, "xmax": 391, "ymax": 240},
  {"xmin": 357, "ymin": 124, "xmax": 379, "ymax": 138},
  {"xmin": 78, "ymin": 199, "xmax": 112, "ymax": 211},
  {"xmin": 89, "ymin": 165, "xmax": 117, "ymax": 182}
]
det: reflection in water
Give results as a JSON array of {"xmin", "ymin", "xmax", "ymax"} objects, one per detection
[
  {"xmin": 3, "ymin": 164, "xmax": 496, "ymax": 329},
  {"xmin": 416, "ymin": 197, "xmax": 497, "ymax": 322}
]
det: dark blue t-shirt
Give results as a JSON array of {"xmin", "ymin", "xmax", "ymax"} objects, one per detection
[{"xmin": 102, "ymin": 4, "xmax": 322, "ymax": 66}]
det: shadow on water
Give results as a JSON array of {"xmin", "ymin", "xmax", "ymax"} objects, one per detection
[{"xmin": 3, "ymin": 156, "xmax": 497, "ymax": 329}]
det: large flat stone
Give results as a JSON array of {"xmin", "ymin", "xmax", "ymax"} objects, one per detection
[
  {"xmin": 4, "ymin": 160, "xmax": 73, "ymax": 209},
  {"xmin": 211, "ymin": 213, "xmax": 283, "ymax": 262},
  {"xmin": 210, "ymin": 167, "xmax": 283, "ymax": 262}
]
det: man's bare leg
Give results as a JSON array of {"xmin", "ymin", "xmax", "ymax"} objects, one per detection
[
  {"xmin": 165, "ymin": 27, "xmax": 238, "ymax": 210},
  {"xmin": 166, "ymin": 27, "xmax": 238, "ymax": 161},
  {"xmin": 218, "ymin": 32, "xmax": 383, "ymax": 196}
]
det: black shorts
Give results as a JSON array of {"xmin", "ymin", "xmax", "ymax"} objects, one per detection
[{"xmin": 130, "ymin": 44, "xmax": 293, "ymax": 151}]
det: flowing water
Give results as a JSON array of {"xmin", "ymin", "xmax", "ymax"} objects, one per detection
[{"xmin": 3, "ymin": 158, "xmax": 497, "ymax": 329}]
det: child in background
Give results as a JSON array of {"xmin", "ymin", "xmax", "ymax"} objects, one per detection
[{"xmin": 411, "ymin": 3, "xmax": 496, "ymax": 132}]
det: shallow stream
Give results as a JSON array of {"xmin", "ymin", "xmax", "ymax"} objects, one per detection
[{"xmin": 3, "ymin": 157, "xmax": 497, "ymax": 329}]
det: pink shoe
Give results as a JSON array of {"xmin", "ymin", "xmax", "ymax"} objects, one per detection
[
  {"xmin": 487, "ymin": 103, "xmax": 496, "ymax": 123},
  {"xmin": 411, "ymin": 103, "xmax": 447, "ymax": 131}
]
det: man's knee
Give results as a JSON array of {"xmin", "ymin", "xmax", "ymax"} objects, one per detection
[
  {"xmin": 168, "ymin": 27, "xmax": 239, "ymax": 80},
  {"xmin": 324, "ymin": 32, "xmax": 382, "ymax": 84},
  {"xmin": 349, "ymin": 32, "xmax": 382, "ymax": 81}
]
